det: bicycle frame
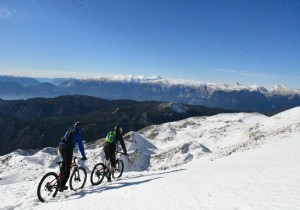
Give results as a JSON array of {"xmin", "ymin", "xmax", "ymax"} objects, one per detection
[
  {"xmin": 58, "ymin": 156, "xmax": 79, "ymax": 181},
  {"xmin": 37, "ymin": 156, "xmax": 87, "ymax": 202},
  {"xmin": 71, "ymin": 157, "xmax": 78, "ymax": 172}
]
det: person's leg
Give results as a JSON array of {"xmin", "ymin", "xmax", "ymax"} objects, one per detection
[
  {"xmin": 59, "ymin": 145, "xmax": 73, "ymax": 189},
  {"xmin": 108, "ymin": 146, "xmax": 116, "ymax": 179},
  {"xmin": 109, "ymin": 160, "xmax": 115, "ymax": 174},
  {"xmin": 59, "ymin": 144, "xmax": 65, "ymax": 176},
  {"xmin": 103, "ymin": 146, "xmax": 109, "ymax": 169}
]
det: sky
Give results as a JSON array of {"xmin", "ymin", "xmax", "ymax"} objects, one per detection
[{"xmin": 0, "ymin": 0, "xmax": 300, "ymax": 88}]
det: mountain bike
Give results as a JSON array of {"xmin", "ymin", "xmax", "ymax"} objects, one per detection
[
  {"xmin": 37, "ymin": 156, "xmax": 87, "ymax": 202},
  {"xmin": 90, "ymin": 151, "xmax": 125, "ymax": 186}
]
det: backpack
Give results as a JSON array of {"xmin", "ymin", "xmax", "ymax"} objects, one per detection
[
  {"xmin": 105, "ymin": 131, "xmax": 117, "ymax": 144},
  {"xmin": 61, "ymin": 129, "xmax": 75, "ymax": 144}
]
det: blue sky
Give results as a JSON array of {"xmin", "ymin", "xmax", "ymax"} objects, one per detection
[{"xmin": 0, "ymin": 0, "xmax": 299, "ymax": 88}]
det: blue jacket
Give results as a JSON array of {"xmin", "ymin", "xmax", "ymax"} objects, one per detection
[{"xmin": 60, "ymin": 127, "xmax": 86, "ymax": 158}]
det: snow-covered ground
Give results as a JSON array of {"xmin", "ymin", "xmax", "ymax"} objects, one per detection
[{"xmin": 1, "ymin": 107, "xmax": 300, "ymax": 210}]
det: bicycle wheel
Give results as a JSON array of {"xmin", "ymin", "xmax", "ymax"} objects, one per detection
[
  {"xmin": 113, "ymin": 159, "xmax": 124, "ymax": 179},
  {"xmin": 90, "ymin": 163, "xmax": 105, "ymax": 186},
  {"xmin": 69, "ymin": 166, "xmax": 87, "ymax": 191},
  {"xmin": 37, "ymin": 172, "xmax": 59, "ymax": 203}
]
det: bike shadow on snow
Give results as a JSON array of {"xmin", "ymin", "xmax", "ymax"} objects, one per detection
[
  {"xmin": 61, "ymin": 168, "xmax": 186, "ymax": 201},
  {"xmin": 63, "ymin": 177, "xmax": 161, "ymax": 201},
  {"xmin": 122, "ymin": 168, "xmax": 186, "ymax": 180}
]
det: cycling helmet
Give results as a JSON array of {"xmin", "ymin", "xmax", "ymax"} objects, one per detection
[
  {"xmin": 74, "ymin": 122, "xmax": 82, "ymax": 128},
  {"xmin": 114, "ymin": 125, "xmax": 122, "ymax": 133}
]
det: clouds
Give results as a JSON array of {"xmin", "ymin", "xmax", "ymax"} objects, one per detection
[
  {"xmin": 0, "ymin": 68, "xmax": 100, "ymax": 79},
  {"xmin": 214, "ymin": 68, "xmax": 300, "ymax": 88},
  {"xmin": 0, "ymin": 5, "xmax": 12, "ymax": 20},
  {"xmin": 217, "ymin": 68, "xmax": 269, "ymax": 78},
  {"xmin": 217, "ymin": 68, "xmax": 282, "ymax": 79}
]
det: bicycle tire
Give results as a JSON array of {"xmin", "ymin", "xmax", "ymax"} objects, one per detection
[
  {"xmin": 69, "ymin": 166, "xmax": 87, "ymax": 191},
  {"xmin": 37, "ymin": 172, "xmax": 59, "ymax": 203},
  {"xmin": 113, "ymin": 159, "xmax": 124, "ymax": 179},
  {"xmin": 90, "ymin": 163, "xmax": 105, "ymax": 186}
]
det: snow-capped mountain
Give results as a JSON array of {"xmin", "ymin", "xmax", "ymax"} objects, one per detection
[
  {"xmin": 1, "ymin": 75, "xmax": 300, "ymax": 113},
  {"xmin": 72, "ymin": 74, "xmax": 300, "ymax": 95},
  {"xmin": 1, "ymin": 106, "xmax": 300, "ymax": 209},
  {"xmin": 60, "ymin": 75, "xmax": 300, "ymax": 113},
  {"xmin": 59, "ymin": 74, "xmax": 300, "ymax": 100}
]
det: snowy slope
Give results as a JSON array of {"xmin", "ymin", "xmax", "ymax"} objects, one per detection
[{"xmin": 1, "ymin": 107, "xmax": 300, "ymax": 210}]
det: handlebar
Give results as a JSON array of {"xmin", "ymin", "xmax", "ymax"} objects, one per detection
[
  {"xmin": 116, "ymin": 151, "xmax": 126, "ymax": 155},
  {"xmin": 73, "ymin": 156, "xmax": 78, "ymax": 161},
  {"xmin": 116, "ymin": 150, "xmax": 135, "ymax": 155}
]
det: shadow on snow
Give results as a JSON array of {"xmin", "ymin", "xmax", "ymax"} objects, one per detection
[{"xmin": 57, "ymin": 168, "xmax": 186, "ymax": 202}]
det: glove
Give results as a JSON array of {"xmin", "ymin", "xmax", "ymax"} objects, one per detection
[{"xmin": 81, "ymin": 157, "xmax": 87, "ymax": 161}]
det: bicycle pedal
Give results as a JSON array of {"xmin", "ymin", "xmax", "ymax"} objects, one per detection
[
  {"xmin": 95, "ymin": 170, "xmax": 101, "ymax": 177},
  {"xmin": 106, "ymin": 175, "xmax": 111, "ymax": 182},
  {"xmin": 59, "ymin": 186, "xmax": 68, "ymax": 192}
]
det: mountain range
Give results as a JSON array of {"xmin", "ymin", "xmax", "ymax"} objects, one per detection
[
  {"xmin": 1, "ymin": 75, "xmax": 300, "ymax": 114},
  {"xmin": 0, "ymin": 94, "xmax": 231, "ymax": 156}
]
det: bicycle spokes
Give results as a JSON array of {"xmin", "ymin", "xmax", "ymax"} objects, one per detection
[
  {"xmin": 37, "ymin": 172, "xmax": 59, "ymax": 202},
  {"xmin": 90, "ymin": 163, "xmax": 105, "ymax": 186},
  {"xmin": 69, "ymin": 167, "xmax": 87, "ymax": 191},
  {"xmin": 45, "ymin": 180, "xmax": 56, "ymax": 192},
  {"xmin": 112, "ymin": 160, "xmax": 124, "ymax": 179}
]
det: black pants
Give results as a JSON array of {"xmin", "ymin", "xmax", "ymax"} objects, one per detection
[
  {"xmin": 59, "ymin": 144, "xmax": 73, "ymax": 187},
  {"xmin": 103, "ymin": 143, "xmax": 116, "ymax": 167}
]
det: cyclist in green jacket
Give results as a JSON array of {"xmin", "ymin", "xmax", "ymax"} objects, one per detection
[{"xmin": 103, "ymin": 125, "xmax": 127, "ymax": 182}]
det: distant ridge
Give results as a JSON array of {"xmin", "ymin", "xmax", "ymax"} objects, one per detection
[
  {"xmin": 1, "ymin": 75, "xmax": 300, "ymax": 113},
  {"xmin": 0, "ymin": 95, "xmax": 231, "ymax": 155}
]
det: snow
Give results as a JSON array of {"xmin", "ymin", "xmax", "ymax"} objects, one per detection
[
  {"xmin": 1, "ymin": 107, "xmax": 300, "ymax": 210},
  {"xmin": 82, "ymin": 75, "xmax": 300, "ymax": 95}
]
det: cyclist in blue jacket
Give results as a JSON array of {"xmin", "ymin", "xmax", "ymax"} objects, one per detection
[{"xmin": 58, "ymin": 122, "xmax": 87, "ymax": 192}]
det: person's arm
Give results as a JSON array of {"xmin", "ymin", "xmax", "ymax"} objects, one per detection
[
  {"xmin": 117, "ymin": 133, "xmax": 127, "ymax": 155},
  {"xmin": 76, "ymin": 132, "xmax": 87, "ymax": 159}
]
